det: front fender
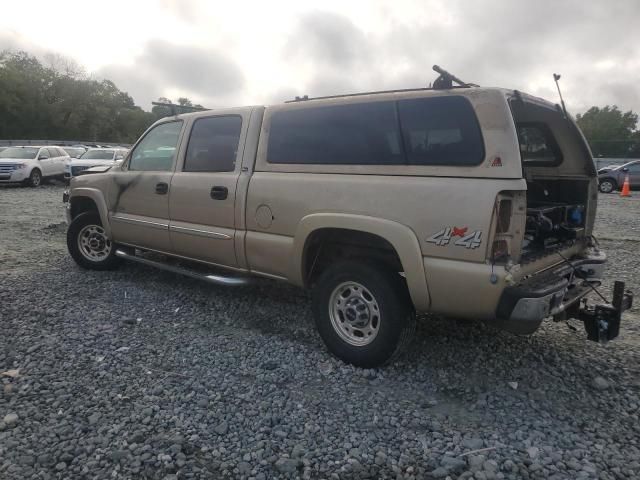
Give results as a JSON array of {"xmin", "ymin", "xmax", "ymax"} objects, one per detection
[
  {"xmin": 69, "ymin": 187, "xmax": 111, "ymax": 237},
  {"xmin": 292, "ymin": 213, "xmax": 430, "ymax": 312}
]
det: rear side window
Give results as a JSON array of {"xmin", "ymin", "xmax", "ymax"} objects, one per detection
[
  {"xmin": 184, "ymin": 116, "xmax": 242, "ymax": 172},
  {"xmin": 398, "ymin": 96, "xmax": 484, "ymax": 166},
  {"xmin": 267, "ymin": 96, "xmax": 484, "ymax": 166},
  {"xmin": 517, "ymin": 123, "xmax": 563, "ymax": 165},
  {"xmin": 267, "ymin": 101, "xmax": 403, "ymax": 165}
]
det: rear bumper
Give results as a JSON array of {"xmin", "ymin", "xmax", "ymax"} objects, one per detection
[{"xmin": 495, "ymin": 251, "xmax": 607, "ymax": 334}]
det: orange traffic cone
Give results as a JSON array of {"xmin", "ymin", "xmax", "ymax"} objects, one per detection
[{"xmin": 621, "ymin": 174, "xmax": 631, "ymax": 197}]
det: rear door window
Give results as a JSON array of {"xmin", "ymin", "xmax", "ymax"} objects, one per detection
[
  {"xmin": 184, "ymin": 116, "xmax": 242, "ymax": 172},
  {"xmin": 517, "ymin": 123, "xmax": 563, "ymax": 165},
  {"xmin": 397, "ymin": 96, "xmax": 485, "ymax": 166},
  {"xmin": 267, "ymin": 101, "xmax": 403, "ymax": 165}
]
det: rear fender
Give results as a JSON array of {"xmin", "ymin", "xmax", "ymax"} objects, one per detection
[{"xmin": 292, "ymin": 213, "xmax": 430, "ymax": 311}]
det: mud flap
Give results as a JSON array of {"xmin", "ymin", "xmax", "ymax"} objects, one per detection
[{"xmin": 572, "ymin": 281, "xmax": 633, "ymax": 342}]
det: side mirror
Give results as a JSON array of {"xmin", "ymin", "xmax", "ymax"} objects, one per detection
[
  {"xmin": 38, "ymin": 154, "xmax": 47, "ymax": 160},
  {"xmin": 622, "ymin": 167, "xmax": 629, "ymax": 172},
  {"xmin": 115, "ymin": 155, "xmax": 123, "ymax": 160}
]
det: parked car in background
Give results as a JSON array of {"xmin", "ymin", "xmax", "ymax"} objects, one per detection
[
  {"xmin": 598, "ymin": 160, "xmax": 640, "ymax": 193},
  {"xmin": 0, "ymin": 146, "xmax": 69, "ymax": 186},
  {"xmin": 61, "ymin": 146, "xmax": 87, "ymax": 158},
  {"xmin": 64, "ymin": 148, "xmax": 128, "ymax": 182}
]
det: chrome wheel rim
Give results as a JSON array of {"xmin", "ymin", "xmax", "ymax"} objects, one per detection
[
  {"xmin": 329, "ymin": 281, "xmax": 380, "ymax": 346},
  {"xmin": 77, "ymin": 224, "xmax": 112, "ymax": 261},
  {"xmin": 600, "ymin": 181, "xmax": 613, "ymax": 193},
  {"xmin": 31, "ymin": 171, "xmax": 41, "ymax": 186}
]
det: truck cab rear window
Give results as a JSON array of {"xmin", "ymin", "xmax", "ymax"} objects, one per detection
[
  {"xmin": 517, "ymin": 123, "xmax": 563, "ymax": 165},
  {"xmin": 267, "ymin": 96, "xmax": 484, "ymax": 166},
  {"xmin": 267, "ymin": 101, "xmax": 402, "ymax": 165}
]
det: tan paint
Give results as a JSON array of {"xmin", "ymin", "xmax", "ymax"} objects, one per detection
[
  {"xmin": 66, "ymin": 87, "xmax": 597, "ymax": 323},
  {"xmin": 107, "ymin": 171, "xmax": 175, "ymax": 251},
  {"xmin": 68, "ymin": 186, "xmax": 112, "ymax": 236},
  {"xmin": 290, "ymin": 213, "xmax": 430, "ymax": 311}
]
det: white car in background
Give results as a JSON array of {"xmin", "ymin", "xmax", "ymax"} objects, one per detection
[
  {"xmin": 0, "ymin": 146, "xmax": 69, "ymax": 187},
  {"xmin": 61, "ymin": 146, "xmax": 87, "ymax": 159},
  {"xmin": 65, "ymin": 148, "xmax": 128, "ymax": 182}
]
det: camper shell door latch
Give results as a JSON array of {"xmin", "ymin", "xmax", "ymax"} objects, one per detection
[{"xmin": 576, "ymin": 281, "xmax": 633, "ymax": 342}]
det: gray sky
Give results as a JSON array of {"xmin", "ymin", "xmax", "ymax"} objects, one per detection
[{"xmin": 1, "ymin": 0, "xmax": 639, "ymax": 114}]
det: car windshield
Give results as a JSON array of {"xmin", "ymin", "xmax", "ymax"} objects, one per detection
[
  {"xmin": 0, "ymin": 147, "xmax": 39, "ymax": 159},
  {"xmin": 63, "ymin": 147, "xmax": 85, "ymax": 157},
  {"xmin": 615, "ymin": 162, "xmax": 639, "ymax": 170},
  {"xmin": 79, "ymin": 149, "xmax": 114, "ymax": 160}
]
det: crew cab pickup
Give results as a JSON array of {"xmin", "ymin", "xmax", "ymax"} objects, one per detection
[{"xmin": 64, "ymin": 69, "xmax": 632, "ymax": 367}]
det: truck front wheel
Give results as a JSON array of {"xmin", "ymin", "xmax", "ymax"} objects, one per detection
[
  {"xmin": 311, "ymin": 261, "xmax": 415, "ymax": 368},
  {"xmin": 67, "ymin": 212, "xmax": 121, "ymax": 270}
]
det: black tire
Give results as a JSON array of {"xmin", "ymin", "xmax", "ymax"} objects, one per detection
[
  {"xmin": 311, "ymin": 260, "xmax": 415, "ymax": 368},
  {"xmin": 67, "ymin": 212, "xmax": 121, "ymax": 270},
  {"xmin": 599, "ymin": 178, "xmax": 617, "ymax": 194},
  {"xmin": 26, "ymin": 168, "xmax": 42, "ymax": 187}
]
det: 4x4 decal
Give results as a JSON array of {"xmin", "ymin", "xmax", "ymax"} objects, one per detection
[{"xmin": 426, "ymin": 227, "xmax": 482, "ymax": 249}]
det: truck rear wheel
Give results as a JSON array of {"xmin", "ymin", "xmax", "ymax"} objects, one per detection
[
  {"xmin": 311, "ymin": 261, "xmax": 415, "ymax": 368},
  {"xmin": 67, "ymin": 212, "xmax": 121, "ymax": 270}
]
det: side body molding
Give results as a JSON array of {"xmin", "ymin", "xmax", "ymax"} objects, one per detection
[
  {"xmin": 70, "ymin": 187, "xmax": 111, "ymax": 237},
  {"xmin": 291, "ymin": 213, "xmax": 431, "ymax": 312}
]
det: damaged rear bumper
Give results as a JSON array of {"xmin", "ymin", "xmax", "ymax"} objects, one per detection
[{"xmin": 494, "ymin": 251, "xmax": 632, "ymax": 338}]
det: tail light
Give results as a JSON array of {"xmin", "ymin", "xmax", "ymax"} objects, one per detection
[
  {"xmin": 490, "ymin": 195, "xmax": 519, "ymax": 264},
  {"xmin": 491, "ymin": 239, "xmax": 510, "ymax": 262},
  {"xmin": 496, "ymin": 199, "xmax": 512, "ymax": 233}
]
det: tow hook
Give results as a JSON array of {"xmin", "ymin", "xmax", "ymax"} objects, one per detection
[{"xmin": 576, "ymin": 281, "xmax": 633, "ymax": 342}]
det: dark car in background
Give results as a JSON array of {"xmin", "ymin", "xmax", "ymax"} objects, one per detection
[{"xmin": 598, "ymin": 160, "xmax": 640, "ymax": 193}]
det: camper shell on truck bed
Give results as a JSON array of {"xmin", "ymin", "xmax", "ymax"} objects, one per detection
[{"xmin": 64, "ymin": 68, "xmax": 632, "ymax": 367}]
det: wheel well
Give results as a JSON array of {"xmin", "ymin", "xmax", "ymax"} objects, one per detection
[
  {"xmin": 70, "ymin": 196, "xmax": 99, "ymax": 220},
  {"xmin": 303, "ymin": 228, "xmax": 404, "ymax": 286}
]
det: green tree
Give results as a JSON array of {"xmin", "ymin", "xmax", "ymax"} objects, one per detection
[
  {"xmin": 0, "ymin": 50, "xmax": 155, "ymax": 144},
  {"xmin": 576, "ymin": 106, "xmax": 639, "ymax": 157}
]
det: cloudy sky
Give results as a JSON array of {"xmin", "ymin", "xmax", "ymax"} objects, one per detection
[{"xmin": 1, "ymin": 0, "xmax": 639, "ymax": 114}]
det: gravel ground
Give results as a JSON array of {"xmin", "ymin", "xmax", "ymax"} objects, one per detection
[{"xmin": 1, "ymin": 184, "xmax": 640, "ymax": 480}]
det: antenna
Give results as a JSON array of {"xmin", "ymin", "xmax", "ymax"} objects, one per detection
[{"xmin": 553, "ymin": 73, "xmax": 568, "ymax": 117}]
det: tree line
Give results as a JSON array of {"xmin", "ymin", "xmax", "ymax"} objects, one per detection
[
  {"xmin": 0, "ymin": 51, "xmax": 199, "ymax": 144},
  {"xmin": 1, "ymin": 50, "xmax": 639, "ymax": 156}
]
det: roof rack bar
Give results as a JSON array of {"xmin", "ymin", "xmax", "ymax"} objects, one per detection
[
  {"xmin": 432, "ymin": 65, "xmax": 478, "ymax": 89},
  {"xmin": 285, "ymin": 85, "xmax": 471, "ymax": 103},
  {"xmin": 151, "ymin": 101, "xmax": 209, "ymax": 116},
  {"xmin": 287, "ymin": 65, "xmax": 478, "ymax": 103}
]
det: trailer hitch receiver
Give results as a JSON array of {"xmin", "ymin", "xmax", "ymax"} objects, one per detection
[{"xmin": 578, "ymin": 281, "xmax": 633, "ymax": 342}]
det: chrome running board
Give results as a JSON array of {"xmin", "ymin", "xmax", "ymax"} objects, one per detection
[{"xmin": 115, "ymin": 249, "xmax": 249, "ymax": 286}]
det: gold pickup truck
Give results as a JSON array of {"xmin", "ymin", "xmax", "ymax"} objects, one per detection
[{"xmin": 64, "ymin": 69, "xmax": 632, "ymax": 367}]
